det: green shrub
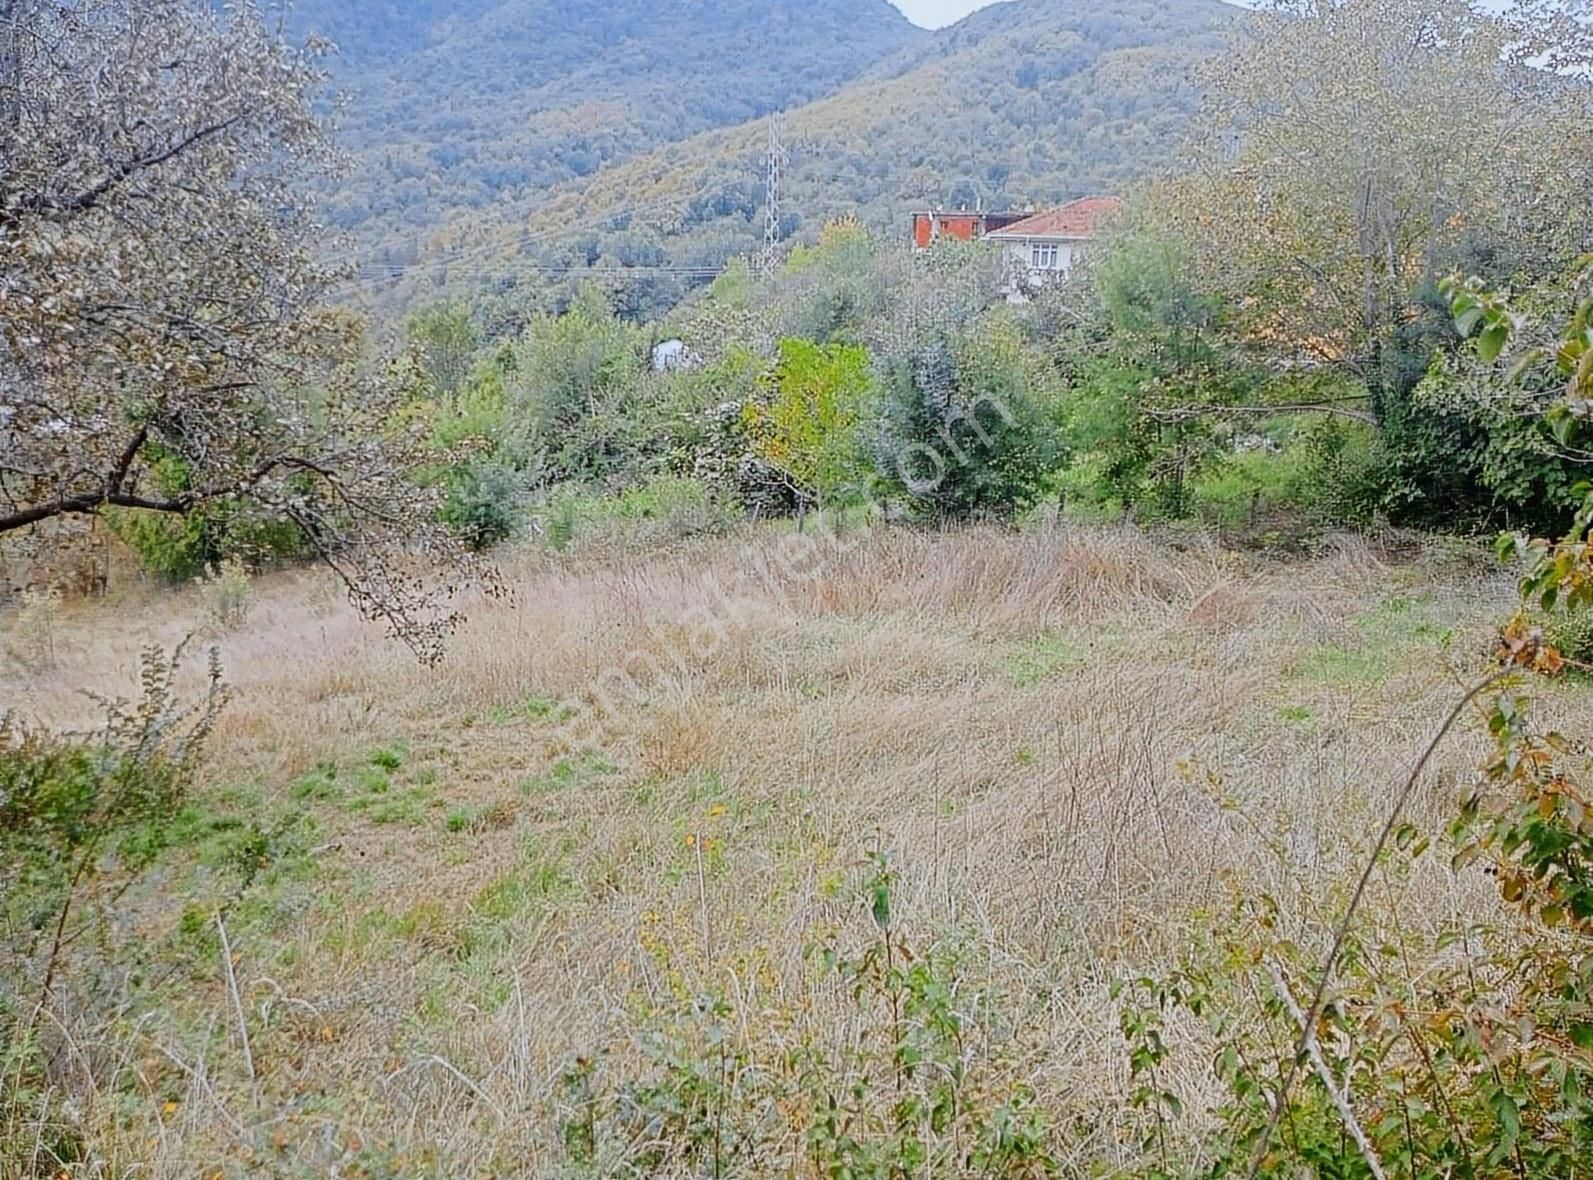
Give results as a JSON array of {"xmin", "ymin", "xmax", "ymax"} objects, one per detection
[
  {"xmin": 1, "ymin": 645, "xmax": 225, "ymax": 972},
  {"xmin": 439, "ymin": 458, "xmax": 527, "ymax": 550},
  {"xmin": 196, "ymin": 557, "xmax": 253, "ymax": 631},
  {"xmin": 407, "ymin": 300, "xmax": 480, "ymax": 398},
  {"xmin": 1188, "ymin": 417, "xmax": 1383, "ymax": 530},
  {"xmin": 510, "ymin": 287, "xmax": 648, "ymax": 482},
  {"xmin": 1370, "ymin": 346, "xmax": 1586, "ymax": 533},
  {"xmin": 611, "ymin": 475, "xmax": 732, "ymax": 532},
  {"xmin": 108, "ymin": 500, "xmax": 304, "ymax": 582},
  {"xmin": 875, "ymin": 318, "xmax": 1065, "ymax": 520},
  {"xmin": 742, "ymin": 337, "xmax": 872, "ymax": 518},
  {"xmin": 1, "ymin": 644, "xmax": 226, "ymax": 1173},
  {"xmin": 106, "ymin": 503, "xmax": 212, "ymax": 581},
  {"xmin": 537, "ymin": 476, "xmax": 739, "ymax": 552},
  {"xmin": 103, "ymin": 449, "xmax": 304, "ymax": 580}
]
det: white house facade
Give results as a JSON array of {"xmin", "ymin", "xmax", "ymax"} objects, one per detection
[{"xmin": 981, "ymin": 197, "xmax": 1124, "ymax": 301}]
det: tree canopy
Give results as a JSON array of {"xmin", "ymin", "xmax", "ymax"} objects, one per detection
[{"xmin": 0, "ymin": 0, "xmax": 472, "ymax": 658}]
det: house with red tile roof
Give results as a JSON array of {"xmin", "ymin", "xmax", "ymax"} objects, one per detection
[{"xmin": 981, "ymin": 196, "xmax": 1124, "ymax": 300}]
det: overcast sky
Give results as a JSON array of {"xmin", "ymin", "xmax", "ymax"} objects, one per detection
[
  {"xmin": 889, "ymin": 0, "xmax": 1001, "ymax": 27},
  {"xmin": 890, "ymin": 0, "xmax": 1249, "ymax": 28}
]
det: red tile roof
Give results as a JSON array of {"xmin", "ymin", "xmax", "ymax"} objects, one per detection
[{"xmin": 985, "ymin": 197, "xmax": 1124, "ymax": 240}]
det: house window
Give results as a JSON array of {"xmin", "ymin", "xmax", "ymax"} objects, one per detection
[{"xmin": 1029, "ymin": 242, "xmax": 1059, "ymax": 270}]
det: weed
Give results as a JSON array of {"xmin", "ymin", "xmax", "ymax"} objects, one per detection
[
  {"xmin": 369, "ymin": 745, "xmax": 405, "ymax": 772},
  {"xmin": 560, "ymin": 852, "xmax": 1062, "ymax": 1176},
  {"xmin": 196, "ymin": 557, "xmax": 252, "ymax": 631},
  {"xmin": 522, "ymin": 692, "xmax": 570, "ymax": 721},
  {"xmin": 519, "ymin": 752, "xmax": 618, "ymax": 795},
  {"xmin": 292, "ymin": 763, "xmax": 343, "ymax": 801},
  {"xmin": 1, "ymin": 644, "xmax": 227, "ymax": 1172},
  {"xmin": 356, "ymin": 788, "xmax": 436, "ymax": 826},
  {"xmin": 3, "ymin": 586, "xmax": 62, "ymax": 672},
  {"xmin": 998, "ymin": 630, "xmax": 1085, "ymax": 687}
]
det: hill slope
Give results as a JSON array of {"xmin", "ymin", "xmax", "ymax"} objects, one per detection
[
  {"xmin": 357, "ymin": 0, "xmax": 1239, "ymax": 316},
  {"xmin": 294, "ymin": 0, "xmax": 926, "ymax": 258}
]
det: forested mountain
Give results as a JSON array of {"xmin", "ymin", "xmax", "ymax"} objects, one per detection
[
  {"xmin": 284, "ymin": 1, "xmax": 504, "ymax": 64},
  {"xmin": 351, "ymin": 0, "xmax": 1239, "ymax": 319},
  {"xmin": 287, "ymin": 0, "xmax": 926, "ymax": 259}
]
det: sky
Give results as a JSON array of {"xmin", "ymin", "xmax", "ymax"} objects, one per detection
[{"xmin": 889, "ymin": 0, "xmax": 1001, "ymax": 27}]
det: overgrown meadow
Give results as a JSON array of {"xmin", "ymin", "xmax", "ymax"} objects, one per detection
[
  {"xmin": 10, "ymin": 0, "xmax": 1593, "ymax": 1176},
  {"xmin": 5, "ymin": 519, "xmax": 1568, "ymax": 1177}
]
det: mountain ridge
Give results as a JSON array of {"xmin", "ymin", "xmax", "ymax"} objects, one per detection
[
  {"xmin": 354, "ymin": 0, "xmax": 1239, "ymax": 317},
  {"xmin": 288, "ymin": 0, "xmax": 926, "ymax": 259}
]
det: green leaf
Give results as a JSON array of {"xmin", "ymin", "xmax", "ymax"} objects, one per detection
[
  {"xmin": 1548, "ymin": 403, "xmax": 1579, "ymax": 446},
  {"xmin": 1491, "ymin": 1089, "xmax": 1521, "ymax": 1146},
  {"xmin": 871, "ymin": 881, "xmax": 891, "ymax": 930},
  {"xmin": 1478, "ymin": 321, "xmax": 1510, "ymax": 364}
]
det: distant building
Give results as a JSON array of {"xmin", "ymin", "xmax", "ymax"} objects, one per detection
[
  {"xmin": 983, "ymin": 196, "xmax": 1124, "ymax": 298},
  {"xmin": 910, "ymin": 208, "xmax": 1031, "ymax": 249},
  {"xmin": 651, "ymin": 339, "xmax": 701, "ymax": 373}
]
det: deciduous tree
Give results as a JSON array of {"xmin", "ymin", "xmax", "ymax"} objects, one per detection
[
  {"xmin": 0, "ymin": 0, "xmax": 473, "ymax": 658},
  {"xmin": 742, "ymin": 338, "xmax": 870, "ymax": 524},
  {"xmin": 1157, "ymin": 0, "xmax": 1593, "ymax": 413}
]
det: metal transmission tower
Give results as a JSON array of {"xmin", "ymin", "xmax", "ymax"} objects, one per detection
[{"xmin": 760, "ymin": 113, "xmax": 787, "ymax": 280}]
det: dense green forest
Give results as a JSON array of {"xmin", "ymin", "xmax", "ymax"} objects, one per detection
[
  {"xmin": 329, "ymin": 0, "xmax": 1235, "ymax": 319},
  {"xmin": 285, "ymin": 0, "xmax": 925, "ymax": 269}
]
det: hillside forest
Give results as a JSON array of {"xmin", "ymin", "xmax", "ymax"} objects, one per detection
[{"xmin": 11, "ymin": 0, "xmax": 1593, "ymax": 1176}]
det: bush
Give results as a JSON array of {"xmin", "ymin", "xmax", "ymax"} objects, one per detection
[
  {"xmin": 510, "ymin": 287, "xmax": 647, "ymax": 482},
  {"xmin": 1188, "ymin": 416, "xmax": 1385, "ymax": 530},
  {"xmin": 439, "ymin": 459, "xmax": 528, "ymax": 550},
  {"xmin": 680, "ymin": 350, "xmax": 802, "ymax": 518},
  {"xmin": 1368, "ymin": 348, "xmax": 1587, "ymax": 533},
  {"xmin": 742, "ymin": 338, "xmax": 872, "ymax": 518},
  {"xmin": 875, "ymin": 319, "xmax": 1065, "ymax": 520},
  {"xmin": 100, "ymin": 445, "xmax": 304, "ymax": 581},
  {"xmin": 537, "ymin": 476, "xmax": 739, "ymax": 552},
  {"xmin": 106, "ymin": 503, "xmax": 213, "ymax": 581},
  {"xmin": 197, "ymin": 557, "xmax": 253, "ymax": 631},
  {"xmin": 1, "ymin": 645, "xmax": 225, "ymax": 975},
  {"xmin": 107, "ymin": 501, "xmax": 304, "ymax": 583},
  {"xmin": 2, "ymin": 644, "xmax": 226, "ymax": 1172}
]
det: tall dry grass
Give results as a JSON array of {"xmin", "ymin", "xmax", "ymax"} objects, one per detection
[{"xmin": 0, "ymin": 522, "xmax": 1533, "ymax": 1176}]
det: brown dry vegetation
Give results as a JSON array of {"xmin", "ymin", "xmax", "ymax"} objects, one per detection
[{"xmin": 1, "ymin": 522, "xmax": 1567, "ymax": 1176}]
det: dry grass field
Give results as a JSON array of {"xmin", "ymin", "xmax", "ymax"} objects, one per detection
[{"xmin": 2, "ymin": 521, "xmax": 1572, "ymax": 1177}]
